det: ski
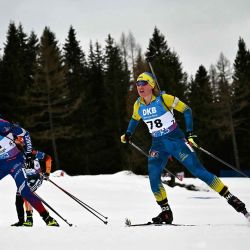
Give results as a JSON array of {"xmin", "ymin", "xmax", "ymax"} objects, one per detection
[
  {"xmin": 125, "ymin": 218, "xmax": 196, "ymax": 227},
  {"xmin": 127, "ymin": 222, "xmax": 196, "ymax": 227}
]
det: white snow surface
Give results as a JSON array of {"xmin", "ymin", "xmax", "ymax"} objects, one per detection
[{"xmin": 0, "ymin": 171, "xmax": 250, "ymax": 250}]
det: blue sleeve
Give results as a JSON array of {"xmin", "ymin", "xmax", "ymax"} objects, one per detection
[
  {"xmin": 23, "ymin": 131, "xmax": 32, "ymax": 154},
  {"xmin": 127, "ymin": 118, "xmax": 140, "ymax": 135},
  {"xmin": 0, "ymin": 120, "xmax": 12, "ymax": 135},
  {"xmin": 12, "ymin": 125, "xmax": 32, "ymax": 154},
  {"xmin": 183, "ymin": 107, "xmax": 193, "ymax": 133},
  {"xmin": 35, "ymin": 150, "xmax": 45, "ymax": 160},
  {"xmin": 0, "ymin": 120, "xmax": 32, "ymax": 153}
]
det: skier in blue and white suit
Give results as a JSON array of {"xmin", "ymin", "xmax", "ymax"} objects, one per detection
[
  {"xmin": 121, "ymin": 72, "xmax": 249, "ymax": 224},
  {"xmin": 0, "ymin": 118, "xmax": 59, "ymax": 226}
]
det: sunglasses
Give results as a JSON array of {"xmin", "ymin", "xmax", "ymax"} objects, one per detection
[{"xmin": 136, "ymin": 81, "xmax": 148, "ymax": 87}]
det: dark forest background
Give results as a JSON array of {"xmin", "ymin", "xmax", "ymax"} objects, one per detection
[{"xmin": 0, "ymin": 23, "xmax": 249, "ymax": 176}]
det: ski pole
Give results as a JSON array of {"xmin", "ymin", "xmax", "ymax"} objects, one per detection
[
  {"xmin": 129, "ymin": 141, "xmax": 181, "ymax": 181},
  {"xmin": 34, "ymin": 192, "xmax": 73, "ymax": 227},
  {"xmin": 48, "ymin": 179, "xmax": 108, "ymax": 219},
  {"xmin": 47, "ymin": 179, "xmax": 108, "ymax": 224},
  {"xmin": 147, "ymin": 59, "xmax": 161, "ymax": 92},
  {"xmin": 146, "ymin": 53, "xmax": 162, "ymax": 93},
  {"xmin": 192, "ymin": 143, "xmax": 250, "ymax": 178}
]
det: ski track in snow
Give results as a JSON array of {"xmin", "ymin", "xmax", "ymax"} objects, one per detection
[{"xmin": 0, "ymin": 171, "xmax": 250, "ymax": 250}]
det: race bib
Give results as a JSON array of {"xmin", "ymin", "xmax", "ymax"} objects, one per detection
[
  {"xmin": 145, "ymin": 111, "xmax": 176, "ymax": 136},
  {"xmin": 0, "ymin": 134, "xmax": 17, "ymax": 159}
]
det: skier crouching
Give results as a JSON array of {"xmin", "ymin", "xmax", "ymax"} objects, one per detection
[
  {"xmin": 11, "ymin": 149, "xmax": 52, "ymax": 227},
  {"xmin": 0, "ymin": 118, "xmax": 59, "ymax": 226}
]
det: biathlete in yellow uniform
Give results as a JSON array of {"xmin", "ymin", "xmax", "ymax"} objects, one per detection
[{"xmin": 121, "ymin": 72, "xmax": 249, "ymax": 224}]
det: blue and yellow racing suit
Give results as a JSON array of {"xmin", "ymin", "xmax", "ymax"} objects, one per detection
[{"xmin": 126, "ymin": 94, "xmax": 228, "ymax": 203}]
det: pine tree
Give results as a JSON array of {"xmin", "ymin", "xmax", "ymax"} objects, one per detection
[
  {"xmin": 101, "ymin": 34, "xmax": 130, "ymax": 173},
  {"xmin": 0, "ymin": 56, "xmax": 2, "ymax": 76},
  {"xmin": 187, "ymin": 65, "xmax": 222, "ymax": 173},
  {"xmin": 231, "ymin": 38, "xmax": 250, "ymax": 169},
  {"xmin": 18, "ymin": 30, "xmax": 39, "ymax": 124},
  {"xmin": 0, "ymin": 23, "xmax": 39, "ymax": 122},
  {"xmin": 63, "ymin": 26, "xmax": 87, "ymax": 99},
  {"xmin": 25, "ymin": 31, "xmax": 39, "ymax": 88},
  {"xmin": 146, "ymin": 27, "xmax": 186, "ymax": 100},
  {"xmin": 75, "ymin": 41, "xmax": 106, "ymax": 174},
  {"xmin": 189, "ymin": 65, "xmax": 214, "ymax": 144},
  {"xmin": 0, "ymin": 23, "xmax": 24, "ymax": 120},
  {"xmin": 212, "ymin": 53, "xmax": 240, "ymax": 170},
  {"xmin": 134, "ymin": 48, "xmax": 148, "ymax": 78},
  {"xmin": 61, "ymin": 26, "xmax": 88, "ymax": 174},
  {"xmin": 23, "ymin": 27, "xmax": 80, "ymax": 170}
]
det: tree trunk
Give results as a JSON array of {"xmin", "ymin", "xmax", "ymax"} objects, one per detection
[
  {"xmin": 228, "ymin": 104, "xmax": 241, "ymax": 169},
  {"xmin": 46, "ymin": 66, "xmax": 60, "ymax": 170}
]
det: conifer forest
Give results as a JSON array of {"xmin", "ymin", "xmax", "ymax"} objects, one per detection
[{"xmin": 0, "ymin": 23, "xmax": 249, "ymax": 176}]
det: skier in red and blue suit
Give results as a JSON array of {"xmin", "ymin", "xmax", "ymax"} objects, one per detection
[{"xmin": 0, "ymin": 117, "xmax": 59, "ymax": 226}]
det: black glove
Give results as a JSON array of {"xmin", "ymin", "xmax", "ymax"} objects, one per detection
[
  {"xmin": 26, "ymin": 153, "xmax": 34, "ymax": 169},
  {"xmin": 42, "ymin": 172, "xmax": 50, "ymax": 181},
  {"xmin": 121, "ymin": 132, "xmax": 131, "ymax": 144}
]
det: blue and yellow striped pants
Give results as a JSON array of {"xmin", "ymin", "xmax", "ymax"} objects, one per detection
[{"xmin": 148, "ymin": 134, "xmax": 226, "ymax": 202}]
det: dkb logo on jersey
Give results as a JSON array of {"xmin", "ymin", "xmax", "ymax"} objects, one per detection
[{"xmin": 143, "ymin": 107, "xmax": 157, "ymax": 116}]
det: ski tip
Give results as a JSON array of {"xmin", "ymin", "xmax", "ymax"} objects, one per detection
[
  {"xmin": 125, "ymin": 218, "xmax": 132, "ymax": 226},
  {"xmin": 244, "ymin": 212, "xmax": 250, "ymax": 223}
]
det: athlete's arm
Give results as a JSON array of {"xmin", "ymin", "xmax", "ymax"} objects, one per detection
[
  {"xmin": 162, "ymin": 94, "xmax": 193, "ymax": 133},
  {"xmin": 126, "ymin": 101, "xmax": 141, "ymax": 135}
]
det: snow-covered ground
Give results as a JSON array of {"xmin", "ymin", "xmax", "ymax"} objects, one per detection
[{"xmin": 0, "ymin": 171, "xmax": 250, "ymax": 250}]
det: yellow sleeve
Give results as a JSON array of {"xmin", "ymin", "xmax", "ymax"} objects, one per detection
[
  {"xmin": 162, "ymin": 94, "xmax": 189, "ymax": 113},
  {"xmin": 131, "ymin": 100, "xmax": 141, "ymax": 121}
]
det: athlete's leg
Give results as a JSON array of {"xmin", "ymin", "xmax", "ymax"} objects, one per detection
[
  {"xmin": 172, "ymin": 138, "xmax": 248, "ymax": 214},
  {"xmin": 148, "ymin": 142, "xmax": 169, "ymax": 203},
  {"xmin": 8, "ymin": 154, "xmax": 59, "ymax": 226},
  {"xmin": 15, "ymin": 192, "xmax": 25, "ymax": 221},
  {"xmin": 170, "ymin": 138, "xmax": 224, "ymax": 190},
  {"xmin": 24, "ymin": 199, "xmax": 33, "ymax": 212},
  {"xmin": 9, "ymin": 160, "xmax": 46, "ymax": 214},
  {"xmin": 11, "ymin": 192, "xmax": 25, "ymax": 226},
  {"xmin": 23, "ymin": 199, "xmax": 33, "ymax": 227},
  {"xmin": 148, "ymin": 139, "xmax": 173, "ymax": 223}
]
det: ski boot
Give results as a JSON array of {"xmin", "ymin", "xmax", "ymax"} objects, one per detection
[
  {"xmin": 227, "ymin": 194, "xmax": 250, "ymax": 221},
  {"xmin": 23, "ymin": 211, "xmax": 33, "ymax": 227},
  {"xmin": 227, "ymin": 195, "xmax": 246, "ymax": 213},
  {"xmin": 42, "ymin": 212, "xmax": 59, "ymax": 227},
  {"xmin": 152, "ymin": 201, "xmax": 173, "ymax": 224},
  {"xmin": 11, "ymin": 220, "xmax": 24, "ymax": 227}
]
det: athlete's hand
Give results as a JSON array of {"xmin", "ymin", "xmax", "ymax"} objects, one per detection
[
  {"xmin": 120, "ymin": 132, "xmax": 131, "ymax": 144},
  {"xmin": 42, "ymin": 172, "xmax": 50, "ymax": 181},
  {"xmin": 26, "ymin": 153, "xmax": 34, "ymax": 169},
  {"xmin": 187, "ymin": 132, "xmax": 198, "ymax": 147}
]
